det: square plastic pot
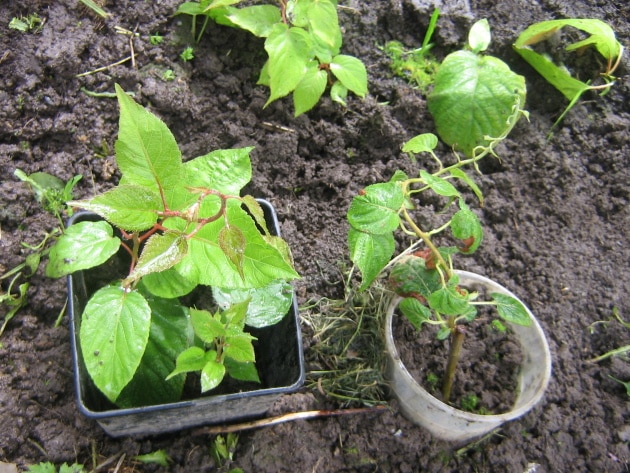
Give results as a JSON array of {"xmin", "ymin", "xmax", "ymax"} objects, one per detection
[{"xmin": 67, "ymin": 199, "xmax": 305, "ymax": 437}]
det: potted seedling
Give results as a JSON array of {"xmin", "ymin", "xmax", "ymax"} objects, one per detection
[
  {"xmin": 347, "ymin": 20, "xmax": 551, "ymax": 442},
  {"xmin": 46, "ymin": 85, "xmax": 305, "ymax": 436}
]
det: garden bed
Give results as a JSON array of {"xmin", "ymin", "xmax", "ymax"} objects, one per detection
[{"xmin": 1, "ymin": 0, "xmax": 628, "ymax": 471}]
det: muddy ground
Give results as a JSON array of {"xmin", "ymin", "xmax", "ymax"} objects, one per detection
[{"xmin": 1, "ymin": 0, "xmax": 629, "ymax": 471}]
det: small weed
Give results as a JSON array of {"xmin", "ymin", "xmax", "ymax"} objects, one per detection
[
  {"xmin": 211, "ymin": 433, "xmax": 242, "ymax": 472},
  {"xmin": 9, "ymin": 13, "xmax": 44, "ymax": 33},
  {"xmin": 383, "ymin": 9, "xmax": 439, "ymax": 93},
  {"xmin": 180, "ymin": 46, "xmax": 195, "ymax": 62},
  {"xmin": 133, "ymin": 449, "xmax": 172, "ymax": 467},
  {"xmin": 150, "ymin": 33, "xmax": 164, "ymax": 45},
  {"xmin": 426, "ymin": 372, "xmax": 439, "ymax": 392},
  {"xmin": 162, "ymin": 69, "xmax": 176, "ymax": 81}
]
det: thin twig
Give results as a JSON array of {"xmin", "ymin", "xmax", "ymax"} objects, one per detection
[
  {"xmin": 76, "ymin": 55, "xmax": 133, "ymax": 77},
  {"xmin": 192, "ymin": 405, "xmax": 388, "ymax": 436}
]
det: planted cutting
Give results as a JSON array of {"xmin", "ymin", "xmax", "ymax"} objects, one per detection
[
  {"xmin": 347, "ymin": 19, "xmax": 531, "ymax": 401},
  {"xmin": 46, "ymin": 84, "xmax": 299, "ymax": 408},
  {"xmin": 176, "ymin": 0, "xmax": 368, "ymax": 116},
  {"xmin": 347, "ymin": 129, "xmax": 531, "ymax": 403},
  {"xmin": 514, "ymin": 18, "xmax": 623, "ymax": 131}
]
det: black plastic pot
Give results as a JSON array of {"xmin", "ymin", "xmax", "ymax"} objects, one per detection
[{"xmin": 67, "ymin": 199, "xmax": 305, "ymax": 437}]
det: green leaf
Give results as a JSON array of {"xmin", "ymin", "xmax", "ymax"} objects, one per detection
[
  {"xmin": 167, "ymin": 346, "xmax": 208, "ymax": 379},
  {"xmin": 116, "ymin": 294, "xmax": 190, "ymax": 407},
  {"xmin": 80, "ymin": 286, "xmax": 151, "ymax": 403},
  {"xmin": 213, "ymin": 279, "xmax": 293, "ymax": 328},
  {"xmin": 348, "ymin": 229, "xmax": 395, "ymax": 290},
  {"xmin": 491, "ymin": 292, "xmax": 532, "ymax": 326},
  {"xmin": 177, "ymin": 202, "xmax": 299, "ymax": 289},
  {"xmin": 451, "ymin": 203, "xmax": 483, "ymax": 253},
  {"xmin": 389, "ymin": 256, "xmax": 441, "ymax": 299},
  {"xmin": 449, "ymin": 168, "xmax": 484, "ymax": 205},
  {"xmin": 468, "ymin": 18, "xmax": 491, "ymax": 53},
  {"xmin": 427, "ymin": 50, "xmax": 526, "ymax": 157},
  {"xmin": 241, "ymin": 196, "xmax": 271, "ymax": 237},
  {"xmin": 402, "ymin": 133, "xmax": 438, "ymax": 154},
  {"xmin": 428, "ymin": 284, "xmax": 471, "ymax": 316},
  {"xmin": 293, "ymin": 62, "xmax": 328, "ymax": 116},
  {"xmin": 141, "ymin": 268, "xmax": 196, "ymax": 298},
  {"xmin": 226, "ymin": 5, "xmax": 281, "ymax": 37},
  {"xmin": 201, "ymin": 356, "xmax": 227, "ymax": 392},
  {"xmin": 133, "ymin": 450, "xmax": 172, "ymax": 468},
  {"xmin": 224, "ymin": 358, "xmax": 260, "ymax": 383},
  {"xmin": 190, "ymin": 308, "xmax": 226, "ymax": 343},
  {"xmin": 330, "ymin": 81, "xmax": 348, "ymax": 106},
  {"xmin": 420, "ymin": 170, "xmax": 460, "ymax": 198},
  {"xmin": 69, "ymin": 185, "xmax": 162, "ymax": 231},
  {"xmin": 46, "ymin": 221, "xmax": 120, "ymax": 278},
  {"xmin": 329, "ymin": 54, "xmax": 368, "ymax": 97},
  {"xmin": 124, "ymin": 231, "xmax": 188, "ymax": 284},
  {"xmin": 114, "ymin": 85, "xmax": 183, "ymax": 208},
  {"xmin": 307, "ymin": 0, "xmax": 341, "ymax": 52},
  {"xmin": 399, "ymin": 297, "xmax": 433, "ymax": 329},
  {"xmin": 219, "ymin": 225, "xmax": 247, "ymax": 280},
  {"xmin": 184, "ymin": 147, "xmax": 253, "ymax": 195},
  {"xmin": 347, "ymin": 182, "xmax": 404, "ymax": 234},
  {"xmin": 514, "ymin": 19, "xmax": 621, "ymax": 100},
  {"xmin": 264, "ymin": 24, "xmax": 311, "ymax": 105},
  {"xmin": 224, "ymin": 335, "xmax": 256, "ymax": 363}
]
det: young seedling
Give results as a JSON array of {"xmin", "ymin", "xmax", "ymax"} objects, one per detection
[
  {"xmin": 46, "ymin": 85, "xmax": 299, "ymax": 407},
  {"xmin": 175, "ymin": 0, "xmax": 368, "ymax": 116},
  {"xmin": 347, "ymin": 129, "xmax": 531, "ymax": 403},
  {"xmin": 514, "ymin": 18, "xmax": 623, "ymax": 132}
]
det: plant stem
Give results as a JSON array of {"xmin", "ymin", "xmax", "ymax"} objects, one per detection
[
  {"xmin": 442, "ymin": 324, "xmax": 466, "ymax": 403},
  {"xmin": 401, "ymin": 207, "xmax": 452, "ymax": 279}
]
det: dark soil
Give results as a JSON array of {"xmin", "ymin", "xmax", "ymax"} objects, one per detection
[
  {"xmin": 392, "ymin": 308, "xmax": 523, "ymax": 414},
  {"xmin": 1, "ymin": 0, "xmax": 629, "ymax": 472}
]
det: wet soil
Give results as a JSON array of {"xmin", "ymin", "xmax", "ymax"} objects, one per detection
[{"xmin": 1, "ymin": 0, "xmax": 629, "ymax": 471}]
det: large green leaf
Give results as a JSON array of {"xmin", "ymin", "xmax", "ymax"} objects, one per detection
[
  {"xmin": 348, "ymin": 229, "xmax": 395, "ymax": 290},
  {"xmin": 330, "ymin": 54, "xmax": 368, "ymax": 97},
  {"xmin": 114, "ymin": 85, "xmax": 183, "ymax": 204},
  {"xmin": 226, "ymin": 5, "xmax": 281, "ymax": 37},
  {"xmin": 213, "ymin": 279, "xmax": 293, "ymax": 328},
  {"xmin": 46, "ymin": 221, "xmax": 120, "ymax": 278},
  {"xmin": 185, "ymin": 147, "xmax": 253, "ymax": 195},
  {"xmin": 69, "ymin": 185, "xmax": 162, "ymax": 231},
  {"xmin": 347, "ymin": 182, "xmax": 404, "ymax": 234},
  {"xmin": 80, "ymin": 286, "xmax": 151, "ymax": 403},
  {"xmin": 264, "ymin": 24, "xmax": 311, "ymax": 105},
  {"xmin": 427, "ymin": 50, "xmax": 526, "ymax": 157},
  {"xmin": 176, "ymin": 202, "xmax": 299, "ymax": 288},
  {"xmin": 116, "ymin": 294, "xmax": 191, "ymax": 407}
]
